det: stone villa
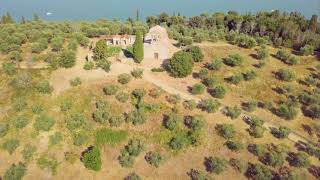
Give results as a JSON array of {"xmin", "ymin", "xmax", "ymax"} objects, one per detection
[{"xmin": 106, "ymin": 35, "xmax": 136, "ymax": 46}]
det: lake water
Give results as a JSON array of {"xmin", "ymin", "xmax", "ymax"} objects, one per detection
[{"xmin": 1, "ymin": 0, "xmax": 319, "ymax": 21}]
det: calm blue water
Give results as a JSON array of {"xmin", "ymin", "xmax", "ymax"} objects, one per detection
[{"xmin": 0, "ymin": 0, "xmax": 319, "ymax": 21}]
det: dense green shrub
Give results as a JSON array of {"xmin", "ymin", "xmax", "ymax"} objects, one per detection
[
  {"xmin": 109, "ymin": 115, "xmax": 125, "ymax": 127},
  {"xmin": 276, "ymin": 50, "xmax": 299, "ymax": 65},
  {"xmin": 224, "ymin": 54, "xmax": 243, "ymax": 67},
  {"xmin": 51, "ymin": 36, "xmax": 64, "ymax": 51},
  {"xmin": 203, "ymin": 75, "xmax": 220, "ymax": 88},
  {"xmin": 249, "ymin": 126, "xmax": 266, "ymax": 138},
  {"xmin": 93, "ymin": 108, "xmax": 111, "ymax": 124},
  {"xmin": 184, "ymin": 114, "xmax": 205, "ymax": 131},
  {"xmin": 124, "ymin": 139, "xmax": 145, "ymax": 157},
  {"xmin": 216, "ymin": 124, "xmax": 235, "ymax": 139},
  {"xmin": 276, "ymin": 69, "xmax": 296, "ymax": 82},
  {"xmin": 191, "ymin": 83, "xmax": 205, "ymax": 95},
  {"xmin": 246, "ymin": 164, "xmax": 273, "ymax": 180},
  {"xmin": 207, "ymin": 59, "xmax": 223, "ymax": 70},
  {"xmin": 8, "ymin": 51, "xmax": 22, "ymax": 62},
  {"xmin": 70, "ymin": 77, "xmax": 82, "ymax": 87},
  {"xmin": 199, "ymin": 99, "xmax": 221, "ymax": 113},
  {"xmin": 225, "ymin": 141, "xmax": 244, "ymax": 152},
  {"xmin": 235, "ymin": 34, "xmax": 257, "ymax": 48},
  {"xmin": 163, "ymin": 113, "xmax": 182, "ymax": 131},
  {"xmin": 132, "ymin": 88, "xmax": 146, "ymax": 100},
  {"xmin": 131, "ymin": 68, "xmax": 144, "ymax": 78},
  {"xmin": 168, "ymin": 51, "xmax": 194, "ymax": 78},
  {"xmin": 12, "ymin": 115, "xmax": 29, "ymax": 129},
  {"xmin": 225, "ymin": 106, "xmax": 242, "ymax": 119},
  {"xmin": 187, "ymin": 169, "xmax": 212, "ymax": 180},
  {"xmin": 118, "ymin": 154, "xmax": 135, "ymax": 168},
  {"xmin": 277, "ymin": 104, "xmax": 298, "ymax": 120},
  {"xmin": 300, "ymin": 44, "xmax": 314, "ymax": 56},
  {"xmin": 198, "ymin": 68, "xmax": 209, "ymax": 80},
  {"xmin": 263, "ymin": 151, "xmax": 285, "ymax": 167},
  {"xmin": 227, "ymin": 74, "xmax": 243, "ymax": 84},
  {"xmin": 0, "ymin": 123, "xmax": 9, "ymax": 138},
  {"xmin": 169, "ymin": 135, "xmax": 189, "ymax": 150},
  {"xmin": 204, "ymin": 157, "xmax": 227, "ymax": 174},
  {"xmin": 103, "ymin": 84, "xmax": 119, "ymax": 95},
  {"xmin": 96, "ymin": 60, "xmax": 111, "ymax": 72},
  {"xmin": 126, "ymin": 110, "xmax": 146, "ymax": 125},
  {"xmin": 59, "ymin": 49, "xmax": 76, "ymax": 68},
  {"xmin": 184, "ymin": 46, "xmax": 204, "ymax": 62},
  {"xmin": 2, "ymin": 139, "xmax": 20, "ymax": 154},
  {"xmin": 35, "ymin": 80, "xmax": 53, "ymax": 94},
  {"xmin": 81, "ymin": 146, "xmax": 102, "ymax": 171},
  {"xmin": 49, "ymin": 132, "xmax": 63, "ymax": 146},
  {"xmin": 33, "ymin": 114, "xmax": 55, "ymax": 131},
  {"xmin": 116, "ymin": 92, "xmax": 129, "ymax": 103},
  {"xmin": 145, "ymin": 151, "xmax": 163, "ymax": 167},
  {"xmin": 242, "ymin": 101, "xmax": 258, "ymax": 112},
  {"xmin": 288, "ymin": 152, "xmax": 310, "ymax": 168},
  {"xmin": 22, "ymin": 144, "xmax": 37, "ymax": 162},
  {"xmin": 73, "ymin": 132, "xmax": 89, "ymax": 146},
  {"xmin": 243, "ymin": 70, "xmax": 257, "ymax": 81},
  {"xmin": 211, "ymin": 85, "xmax": 227, "ymax": 98},
  {"xmin": 271, "ymin": 126, "xmax": 291, "ymax": 139},
  {"xmin": 256, "ymin": 46, "xmax": 269, "ymax": 60},
  {"xmin": 183, "ymin": 100, "xmax": 197, "ymax": 110},
  {"xmin": 11, "ymin": 72, "xmax": 33, "ymax": 90},
  {"xmin": 12, "ymin": 98, "xmax": 28, "ymax": 112},
  {"xmin": 118, "ymin": 73, "xmax": 131, "ymax": 84},
  {"xmin": 178, "ymin": 36, "xmax": 193, "ymax": 46},
  {"xmin": 96, "ymin": 128, "xmax": 128, "ymax": 146},
  {"xmin": 83, "ymin": 61, "xmax": 94, "ymax": 70},
  {"xmin": 2, "ymin": 62, "xmax": 16, "ymax": 76},
  {"xmin": 3, "ymin": 162, "xmax": 27, "ymax": 180},
  {"xmin": 229, "ymin": 158, "xmax": 247, "ymax": 173}
]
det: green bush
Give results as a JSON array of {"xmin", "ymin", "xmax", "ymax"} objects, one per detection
[
  {"xmin": 204, "ymin": 157, "xmax": 227, "ymax": 174},
  {"xmin": 187, "ymin": 169, "xmax": 212, "ymax": 180},
  {"xmin": 151, "ymin": 67, "xmax": 165, "ymax": 72},
  {"xmin": 12, "ymin": 115, "xmax": 29, "ymax": 129},
  {"xmin": 49, "ymin": 132, "xmax": 63, "ymax": 146},
  {"xmin": 289, "ymin": 152, "xmax": 310, "ymax": 168},
  {"xmin": 198, "ymin": 68, "xmax": 209, "ymax": 80},
  {"xmin": 249, "ymin": 126, "xmax": 266, "ymax": 138},
  {"xmin": 22, "ymin": 144, "xmax": 37, "ymax": 162},
  {"xmin": 2, "ymin": 139, "xmax": 20, "ymax": 154},
  {"xmin": 184, "ymin": 46, "xmax": 204, "ymax": 62},
  {"xmin": 178, "ymin": 36, "xmax": 193, "ymax": 46},
  {"xmin": 242, "ymin": 101, "xmax": 258, "ymax": 112},
  {"xmin": 277, "ymin": 104, "xmax": 298, "ymax": 120},
  {"xmin": 235, "ymin": 34, "xmax": 257, "ymax": 48},
  {"xmin": 211, "ymin": 85, "xmax": 227, "ymax": 98},
  {"xmin": 224, "ymin": 54, "xmax": 243, "ymax": 67},
  {"xmin": 145, "ymin": 151, "xmax": 163, "ymax": 167},
  {"xmin": 131, "ymin": 68, "xmax": 144, "ymax": 78},
  {"xmin": 64, "ymin": 152, "xmax": 78, "ymax": 164},
  {"xmin": 32, "ymin": 104, "xmax": 44, "ymax": 114},
  {"xmin": 184, "ymin": 114, "xmax": 205, "ymax": 131},
  {"xmin": 59, "ymin": 49, "xmax": 76, "ymax": 68},
  {"xmin": 216, "ymin": 124, "xmax": 235, "ymax": 139},
  {"xmin": 70, "ymin": 77, "xmax": 82, "ymax": 87},
  {"xmin": 243, "ymin": 70, "xmax": 257, "ymax": 81},
  {"xmin": 300, "ymin": 44, "xmax": 314, "ymax": 56},
  {"xmin": 246, "ymin": 164, "xmax": 273, "ymax": 180},
  {"xmin": 124, "ymin": 139, "xmax": 145, "ymax": 157},
  {"xmin": 207, "ymin": 59, "xmax": 223, "ymax": 70},
  {"xmin": 33, "ymin": 114, "xmax": 55, "ymax": 131},
  {"xmin": 163, "ymin": 113, "xmax": 182, "ymax": 131},
  {"xmin": 256, "ymin": 46, "xmax": 269, "ymax": 60},
  {"xmin": 203, "ymin": 75, "xmax": 219, "ymax": 88},
  {"xmin": 2, "ymin": 62, "xmax": 17, "ymax": 76},
  {"xmin": 116, "ymin": 92, "xmax": 129, "ymax": 103},
  {"xmin": 169, "ymin": 135, "xmax": 189, "ymax": 150},
  {"xmin": 73, "ymin": 132, "xmax": 89, "ymax": 146},
  {"xmin": 109, "ymin": 115, "xmax": 125, "ymax": 127},
  {"xmin": 168, "ymin": 51, "xmax": 194, "ymax": 78},
  {"xmin": 225, "ymin": 141, "xmax": 244, "ymax": 152},
  {"xmin": 199, "ymin": 99, "xmax": 221, "ymax": 113},
  {"xmin": 93, "ymin": 108, "xmax": 111, "ymax": 124},
  {"xmin": 12, "ymin": 98, "xmax": 28, "ymax": 112},
  {"xmin": 96, "ymin": 60, "xmax": 111, "ymax": 72},
  {"xmin": 149, "ymin": 88, "xmax": 163, "ymax": 98},
  {"xmin": 263, "ymin": 151, "xmax": 285, "ymax": 167},
  {"xmin": 118, "ymin": 73, "xmax": 131, "ymax": 84},
  {"xmin": 132, "ymin": 88, "xmax": 146, "ymax": 100},
  {"xmin": 96, "ymin": 128, "xmax": 128, "ymax": 146},
  {"xmin": 277, "ymin": 69, "xmax": 296, "ymax": 82},
  {"xmin": 276, "ymin": 50, "xmax": 299, "ymax": 65},
  {"xmin": 0, "ymin": 123, "xmax": 9, "ymax": 138},
  {"xmin": 103, "ymin": 84, "xmax": 119, "ymax": 95},
  {"xmin": 4, "ymin": 162, "xmax": 27, "ymax": 180},
  {"xmin": 81, "ymin": 146, "xmax": 102, "ymax": 171},
  {"xmin": 83, "ymin": 61, "xmax": 94, "ymax": 70},
  {"xmin": 126, "ymin": 110, "xmax": 146, "ymax": 125},
  {"xmin": 66, "ymin": 113, "xmax": 85, "ymax": 130},
  {"xmin": 183, "ymin": 100, "xmax": 197, "ymax": 110},
  {"xmin": 37, "ymin": 154, "xmax": 59, "ymax": 174},
  {"xmin": 118, "ymin": 154, "xmax": 135, "ymax": 168},
  {"xmin": 229, "ymin": 158, "xmax": 247, "ymax": 173},
  {"xmin": 227, "ymin": 74, "xmax": 243, "ymax": 84},
  {"xmin": 8, "ymin": 51, "xmax": 23, "ymax": 62},
  {"xmin": 271, "ymin": 126, "xmax": 291, "ymax": 139},
  {"xmin": 35, "ymin": 80, "xmax": 53, "ymax": 94},
  {"xmin": 225, "ymin": 106, "xmax": 242, "ymax": 119},
  {"xmin": 191, "ymin": 83, "xmax": 205, "ymax": 95}
]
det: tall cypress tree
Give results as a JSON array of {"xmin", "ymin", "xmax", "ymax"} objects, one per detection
[{"xmin": 133, "ymin": 31, "xmax": 144, "ymax": 63}]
